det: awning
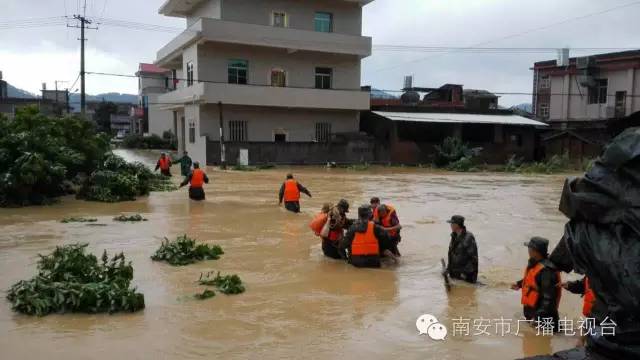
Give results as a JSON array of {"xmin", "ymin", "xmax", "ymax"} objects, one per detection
[{"xmin": 373, "ymin": 111, "xmax": 548, "ymax": 127}]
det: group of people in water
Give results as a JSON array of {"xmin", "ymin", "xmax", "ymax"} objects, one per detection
[{"xmin": 156, "ymin": 155, "xmax": 595, "ymax": 333}]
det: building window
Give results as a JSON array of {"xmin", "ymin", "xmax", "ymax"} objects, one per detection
[
  {"xmin": 229, "ymin": 120, "xmax": 247, "ymax": 142},
  {"xmin": 588, "ymin": 79, "xmax": 608, "ymax": 104},
  {"xmin": 270, "ymin": 69, "xmax": 286, "ymax": 87},
  {"xmin": 228, "ymin": 59, "xmax": 248, "ymax": 85},
  {"xmin": 188, "ymin": 122, "xmax": 196, "ymax": 143},
  {"xmin": 186, "ymin": 62, "xmax": 194, "ymax": 87},
  {"xmin": 315, "ymin": 67, "xmax": 332, "ymax": 89},
  {"xmin": 539, "ymin": 75, "xmax": 550, "ymax": 89},
  {"xmin": 315, "ymin": 122, "xmax": 331, "ymax": 142},
  {"xmin": 539, "ymin": 103, "xmax": 549, "ymax": 118},
  {"xmin": 272, "ymin": 11, "xmax": 287, "ymax": 27},
  {"xmin": 314, "ymin": 12, "xmax": 333, "ymax": 33}
]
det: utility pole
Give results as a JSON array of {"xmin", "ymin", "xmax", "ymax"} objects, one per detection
[{"xmin": 68, "ymin": 14, "xmax": 97, "ymax": 117}]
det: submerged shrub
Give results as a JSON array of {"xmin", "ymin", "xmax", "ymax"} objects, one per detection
[
  {"xmin": 446, "ymin": 157, "xmax": 478, "ymax": 172},
  {"xmin": 434, "ymin": 137, "xmax": 472, "ymax": 167},
  {"xmin": 151, "ymin": 235, "xmax": 224, "ymax": 266},
  {"xmin": 61, "ymin": 217, "xmax": 98, "ymax": 223},
  {"xmin": 113, "ymin": 214, "xmax": 147, "ymax": 222},
  {"xmin": 6, "ymin": 243, "xmax": 144, "ymax": 316},
  {"xmin": 194, "ymin": 289, "xmax": 216, "ymax": 300},
  {"xmin": 199, "ymin": 271, "xmax": 245, "ymax": 295}
]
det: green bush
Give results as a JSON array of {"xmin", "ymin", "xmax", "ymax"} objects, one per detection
[
  {"xmin": 446, "ymin": 157, "xmax": 478, "ymax": 172},
  {"xmin": 6, "ymin": 243, "xmax": 144, "ymax": 316},
  {"xmin": 434, "ymin": 137, "xmax": 475, "ymax": 168},
  {"xmin": 151, "ymin": 235, "xmax": 224, "ymax": 266},
  {"xmin": 77, "ymin": 153, "xmax": 175, "ymax": 202},
  {"xmin": 502, "ymin": 153, "xmax": 572, "ymax": 174},
  {"xmin": 194, "ymin": 289, "xmax": 216, "ymax": 300},
  {"xmin": 0, "ymin": 108, "xmax": 110, "ymax": 207},
  {"xmin": 198, "ymin": 271, "xmax": 245, "ymax": 295},
  {"xmin": 113, "ymin": 214, "xmax": 147, "ymax": 222},
  {"xmin": 121, "ymin": 134, "xmax": 174, "ymax": 150}
]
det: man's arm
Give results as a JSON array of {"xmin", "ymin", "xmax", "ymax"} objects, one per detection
[
  {"xmin": 297, "ymin": 183, "xmax": 312, "ymax": 197},
  {"xmin": 340, "ymin": 226, "xmax": 356, "ymax": 251},
  {"xmin": 180, "ymin": 172, "xmax": 192, "ymax": 188},
  {"xmin": 563, "ymin": 278, "xmax": 585, "ymax": 295},
  {"xmin": 155, "ymin": 160, "xmax": 160, "ymax": 171},
  {"xmin": 278, "ymin": 183, "xmax": 285, "ymax": 204},
  {"xmin": 536, "ymin": 269, "xmax": 559, "ymax": 319},
  {"xmin": 203, "ymin": 173, "xmax": 210, "ymax": 184},
  {"xmin": 373, "ymin": 224, "xmax": 390, "ymax": 243},
  {"xmin": 465, "ymin": 234, "xmax": 479, "ymax": 267}
]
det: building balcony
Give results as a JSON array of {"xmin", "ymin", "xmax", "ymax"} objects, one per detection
[
  {"xmin": 159, "ymin": 0, "xmax": 374, "ymax": 17},
  {"xmin": 156, "ymin": 17, "xmax": 372, "ymax": 66},
  {"xmin": 157, "ymin": 82, "xmax": 370, "ymax": 111}
]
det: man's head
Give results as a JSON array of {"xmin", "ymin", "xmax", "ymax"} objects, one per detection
[
  {"xmin": 160, "ymin": 153, "xmax": 166, "ymax": 158},
  {"xmin": 370, "ymin": 197, "xmax": 380, "ymax": 209},
  {"xmin": 321, "ymin": 203, "xmax": 332, "ymax": 213},
  {"xmin": 377, "ymin": 204, "xmax": 389, "ymax": 218},
  {"xmin": 193, "ymin": 161, "xmax": 200, "ymax": 169},
  {"xmin": 337, "ymin": 199, "xmax": 350, "ymax": 213},
  {"xmin": 184, "ymin": 151, "xmax": 188, "ymax": 156},
  {"xmin": 286, "ymin": 174, "xmax": 294, "ymax": 180},
  {"xmin": 358, "ymin": 204, "xmax": 372, "ymax": 221},
  {"xmin": 447, "ymin": 215, "xmax": 465, "ymax": 233},
  {"xmin": 524, "ymin": 237, "xmax": 549, "ymax": 260}
]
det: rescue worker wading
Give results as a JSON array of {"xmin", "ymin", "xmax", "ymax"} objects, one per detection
[
  {"xmin": 179, "ymin": 162, "xmax": 209, "ymax": 201},
  {"xmin": 374, "ymin": 204, "xmax": 402, "ymax": 259},
  {"xmin": 278, "ymin": 174, "xmax": 312, "ymax": 213},
  {"xmin": 175, "ymin": 151, "xmax": 193, "ymax": 177},
  {"xmin": 511, "ymin": 237, "xmax": 562, "ymax": 331},
  {"xmin": 562, "ymin": 276, "xmax": 596, "ymax": 317},
  {"xmin": 321, "ymin": 199, "xmax": 352, "ymax": 259},
  {"xmin": 446, "ymin": 215, "xmax": 478, "ymax": 283},
  {"xmin": 155, "ymin": 152, "xmax": 172, "ymax": 177},
  {"xmin": 340, "ymin": 205, "xmax": 392, "ymax": 268}
]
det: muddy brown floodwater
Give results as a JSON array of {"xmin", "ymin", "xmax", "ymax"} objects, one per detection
[{"xmin": 0, "ymin": 150, "xmax": 586, "ymax": 360}]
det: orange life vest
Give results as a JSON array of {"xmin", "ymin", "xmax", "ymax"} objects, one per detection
[
  {"xmin": 309, "ymin": 212, "xmax": 328, "ymax": 236},
  {"xmin": 351, "ymin": 222, "xmax": 380, "ymax": 256},
  {"xmin": 583, "ymin": 277, "xmax": 596, "ymax": 317},
  {"xmin": 283, "ymin": 180, "xmax": 300, "ymax": 202},
  {"xmin": 521, "ymin": 262, "xmax": 562, "ymax": 309},
  {"xmin": 159, "ymin": 157, "xmax": 171, "ymax": 170},
  {"xmin": 190, "ymin": 168, "xmax": 205, "ymax": 188},
  {"xmin": 379, "ymin": 205, "xmax": 398, "ymax": 237}
]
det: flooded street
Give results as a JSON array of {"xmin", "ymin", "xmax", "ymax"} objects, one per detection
[{"xmin": 0, "ymin": 150, "xmax": 584, "ymax": 360}]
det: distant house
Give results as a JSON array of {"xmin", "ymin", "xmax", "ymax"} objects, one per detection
[
  {"xmin": 532, "ymin": 50, "xmax": 640, "ymax": 160},
  {"xmin": 135, "ymin": 63, "xmax": 174, "ymax": 137},
  {"xmin": 110, "ymin": 114, "xmax": 132, "ymax": 134},
  {"xmin": 361, "ymin": 83, "xmax": 547, "ymax": 164},
  {"xmin": 0, "ymin": 72, "xmax": 58, "ymax": 119}
]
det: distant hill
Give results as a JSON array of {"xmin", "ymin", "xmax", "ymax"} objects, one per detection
[
  {"xmin": 371, "ymin": 88, "xmax": 397, "ymax": 99},
  {"xmin": 7, "ymin": 83, "xmax": 36, "ymax": 98},
  {"xmin": 512, "ymin": 103, "xmax": 533, "ymax": 113}
]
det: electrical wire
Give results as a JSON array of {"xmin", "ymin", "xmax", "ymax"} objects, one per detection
[{"xmin": 373, "ymin": 0, "xmax": 640, "ymax": 72}]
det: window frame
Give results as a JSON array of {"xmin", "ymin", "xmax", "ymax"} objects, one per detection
[
  {"xmin": 539, "ymin": 103, "xmax": 550, "ymax": 118},
  {"xmin": 270, "ymin": 68, "xmax": 287, "ymax": 87},
  {"xmin": 315, "ymin": 122, "xmax": 332, "ymax": 143},
  {"xmin": 588, "ymin": 79, "xmax": 608, "ymax": 105},
  {"xmin": 228, "ymin": 120, "xmax": 248, "ymax": 142},
  {"xmin": 228, "ymin": 59, "xmax": 249, "ymax": 85},
  {"xmin": 272, "ymin": 11, "xmax": 288, "ymax": 27},
  {"xmin": 315, "ymin": 67, "xmax": 333, "ymax": 90},
  {"xmin": 188, "ymin": 121, "xmax": 196, "ymax": 144},
  {"xmin": 539, "ymin": 75, "xmax": 551, "ymax": 89},
  {"xmin": 186, "ymin": 62, "xmax": 194, "ymax": 87},
  {"xmin": 314, "ymin": 12, "xmax": 333, "ymax": 33}
]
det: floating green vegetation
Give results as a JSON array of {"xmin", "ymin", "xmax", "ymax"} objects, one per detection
[
  {"xmin": 60, "ymin": 217, "xmax": 98, "ymax": 223},
  {"xmin": 501, "ymin": 153, "xmax": 573, "ymax": 174},
  {"xmin": 151, "ymin": 235, "xmax": 224, "ymax": 266},
  {"xmin": 6, "ymin": 243, "xmax": 144, "ymax": 316},
  {"xmin": 194, "ymin": 289, "xmax": 216, "ymax": 300},
  {"xmin": 198, "ymin": 271, "xmax": 245, "ymax": 295},
  {"xmin": 113, "ymin": 214, "xmax": 147, "ymax": 222}
]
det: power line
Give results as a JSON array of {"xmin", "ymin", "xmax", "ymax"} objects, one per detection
[
  {"xmin": 374, "ymin": 0, "xmax": 640, "ymax": 72},
  {"xmin": 372, "ymin": 46, "xmax": 639, "ymax": 54}
]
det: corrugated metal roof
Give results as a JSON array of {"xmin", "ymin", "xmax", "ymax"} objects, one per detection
[{"xmin": 373, "ymin": 111, "xmax": 548, "ymax": 127}]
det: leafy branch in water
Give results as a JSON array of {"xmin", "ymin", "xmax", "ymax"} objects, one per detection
[
  {"xmin": 151, "ymin": 235, "xmax": 224, "ymax": 266},
  {"xmin": 6, "ymin": 243, "xmax": 144, "ymax": 316},
  {"xmin": 113, "ymin": 214, "xmax": 147, "ymax": 222},
  {"xmin": 198, "ymin": 271, "xmax": 245, "ymax": 295},
  {"xmin": 61, "ymin": 217, "xmax": 98, "ymax": 223},
  {"xmin": 194, "ymin": 289, "xmax": 216, "ymax": 300}
]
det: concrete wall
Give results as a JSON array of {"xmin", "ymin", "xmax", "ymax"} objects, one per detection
[
  {"xmin": 184, "ymin": 104, "xmax": 207, "ymax": 165},
  {"xmin": 197, "ymin": 42, "xmax": 361, "ymax": 89},
  {"xmin": 147, "ymin": 93, "xmax": 174, "ymax": 136},
  {"xmin": 198, "ymin": 104, "xmax": 359, "ymax": 142},
  {"xmin": 207, "ymin": 139, "xmax": 375, "ymax": 165},
  {"xmin": 548, "ymin": 68, "xmax": 640, "ymax": 122},
  {"xmin": 219, "ymin": 0, "xmax": 362, "ymax": 36},
  {"xmin": 140, "ymin": 73, "xmax": 169, "ymax": 95},
  {"xmin": 187, "ymin": 0, "xmax": 221, "ymax": 26}
]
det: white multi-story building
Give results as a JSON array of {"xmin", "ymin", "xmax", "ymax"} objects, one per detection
[
  {"xmin": 135, "ymin": 63, "xmax": 174, "ymax": 137},
  {"xmin": 154, "ymin": 0, "xmax": 374, "ymax": 165}
]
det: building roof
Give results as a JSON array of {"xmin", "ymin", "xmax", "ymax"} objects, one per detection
[
  {"xmin": 138, "ymin": 63, "xmax": 170, "ymax": 74},
  {"xmin": 463, "ymin": 89, "xmax": 498, "ymax": 98},
  {"xmin": 534, "ymin": 49, "xmax": 640, "ymax": 68},
  {"xmin": 373, "ymin": 111, "xmax": 548, "ymax": 127}
]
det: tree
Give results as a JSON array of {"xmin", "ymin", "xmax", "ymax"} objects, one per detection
[{"xmin": 93, "ymin": 101, "xmax": 118, "ymax": 133}]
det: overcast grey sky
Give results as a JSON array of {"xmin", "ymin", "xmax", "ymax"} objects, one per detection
[{"xmin": 1, "ymin": 0, "xmax": 639, "ymax": 106}]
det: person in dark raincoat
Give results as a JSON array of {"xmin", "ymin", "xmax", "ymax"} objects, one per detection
[
  {"xmin": 446, "ymin": 215, "xmax": 478, "ymax": 283},
  {"xmin": 511, "ymin": 237, "xmax": 562, "ymax": 331},
  {"xmin": 175, "ymin": 151, "xmax": 193, "ymax": 177}
]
